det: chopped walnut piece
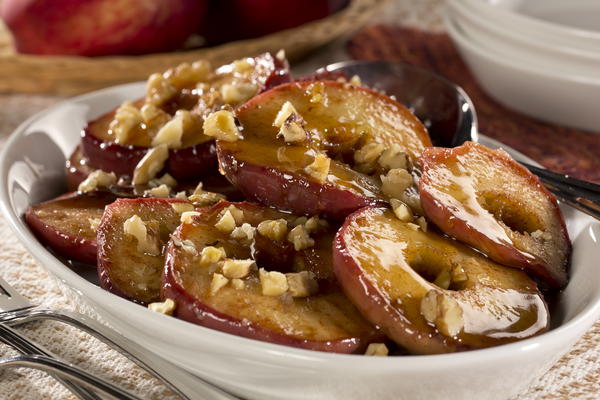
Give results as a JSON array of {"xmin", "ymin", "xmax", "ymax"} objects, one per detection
[
  {"xmin": 224, "ymin": 205, "xmax": 244, "ymax": 225},
  {"xmin": 531, "ymin": 229, "xmax": 553, "ymax": 241},
  {"xmin": 231, "ymin": 58, "xmax": 253, "ymax": 74},
  {"xmin": 215, "ymin": 210, "xmax": 237, "ymax": 233},
  {"xmin": 148, "ymin": 298, "xmax": 176, "ymax": 315},
  {"xmin": 273, "ymin": 101, "xmax": 300, "ymax": 128},
  {"xmin": 153, "ymin": 173, "xmax": 177, "ymax": 188},
  {"xmin": 276, "ymin": 49, "xmax": 286, "ymax": 62},
  {"xmin": 416, "ymin": 216, "xmax": 428, "ymax": 232},
  {"xmin": 380, "ymin": 168, "xmax": 413, "ymax": 199},
  {"xmin": 221, "ymin": 82, "xmax": 259, "ymax": 105},
  {"xmin": 210, "ymin": 273, "xmax": 229, "ymax": 295},
  {"xmin": 365, "ymin": 343, "xmax": 389, "ymax": 356},
  {"xmin": 287, "ymin": 225, "xmax": 315, "ymax": 251},
  {"xmin": 286, "ymin": 271, "xmax": 318, "ymax": 298},
  {"xmin": 222, "ymin": 259, "xmax": 255, "ymax": 279},
  {"xmin": 354, "ymin": 142, "xmax": 385, "ymax": 165},
  {"xmin": 231, "ymin": 278, "xmax": 245, "ymax": 290},
  {"xmin": 175, "ymin": 191, "xmax": 188, "ymax": 200},
  {"xmin": 304, "ymin": 216, "xmax": 328, "ymax": 233},
  {"xmin": 168, "ymin": 60, "xmax": 211, "ymax": 87},
  {"xmin": 433, "ymin": 270, "xmax": 451, "ymax": 290},
  {"xmin": 390, "ymin": 198, "xmax": 413, "ymax": 222},
  {"xmin": 132, "ymin": 144, "xmax": 169, "ymax": 185},
  {"xmin": 180, "ymin": 211, "xmax": 201, "ymax": 225},
  {"xmin": 171, "ymin": 236, "xmax": 197, "ymax": 255},
  {"xmin": 188, "ymin": 191, "xmax": 226, "ymax": 207},
  {"xmin": 406, "ymin": 222, "xmax": 420, "ymax": 231},
  {"xmin": 144, "ymin": 184, "xmax": 170, "ymax": 198},
  {"xmin": 151, "ymin": 112, "xmax": 184, "ymax": 148},
  {"xmin": 378, "ymin": 144, "xmax": 408, "ymax": 170},
  {"xmin": 304, "ymin": 153, "xmax": 330, "ymax": 183},
  {"xmin": 146, "ymin": 73, "xmax": 177, "ymax": 106},
  {"xmin": 109, "ymin": 101, "xmax": 142, "ymax": 144},
  {"xmin": 199, "ymin": 246, "xmax": 226, "ymax": 267},
  {"xmin": 257, "ymin": 219, "xmax": 288, "ymax": 241},
  {"xmin": 123, "ymin": 215, "xmax": 158, "ymax": 255},
  {"xmin": 230, "ymin": 223, "xmax": 256, "ymax": 242},
  {"xmin": 420, "ymin": 290, "xmax": 464, "ymax": 337},
  {"xmin": 278, "ymin": 114, "xmax": 307, "ymax": 143},
  {"xmin": 203, "ymin": 110, "xmax": 242, "ymax": 142},
  {"xmin": 171, "ymin": 202, "xmax": 194, "ymax": 214},
  {"xmin": 140, "ymin": 103, "xmax": 170, "ymax": 129},
  {"xmin": 78, "ymin": 170, "xmax": 116, "ymax": 193},
  {"xmin": 259, "ymin": 268, "xmax": 288, "ymax": 296}
]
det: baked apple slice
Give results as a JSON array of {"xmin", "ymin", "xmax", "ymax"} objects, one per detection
[
  {"xmin": 66, "ymin": 146, "xmax": 96, "ymax": 191},
  {"xmin": 97, "ymin": 197, "xmax": 189, "ymax": 304},
  {"xmin": 217, "ymin": 80, "xmax": 431, "ymax": 219},
  {"xmin": 25, "ymin": 191, "xmax": 117, "ymax": 264},
  {"xmin": 419, "ymin": 142, "xmax": 571, "ymax": 288},
  {"xmin": 82, "ymin": 52, "xmax": 290, "ymax": 180},
  {"xmin": 162, "ymin": 201, "xmax": 378, "ymax": 353},
  {"xmin": 333, "ymin": 206, "xmax": 549, "ymax": 354}
]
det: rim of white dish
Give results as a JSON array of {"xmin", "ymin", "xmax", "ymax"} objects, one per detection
[
  {"xmin": 0, "ymin": 82, "xmax": 599, "ymax": 370},
  {"xmin": 447, "ymin": 0, "xmax": 600, "ymax": 62},
  {"xmin": 459, "ymin": 0, "xmax": 600, "ymax": 42},
  {"xmin": 444, "ymin": 14, "xmax": 600, "ymax": 86}
]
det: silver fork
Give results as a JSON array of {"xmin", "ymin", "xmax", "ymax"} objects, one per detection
[{"xmin": 0, "ymin": 275, "xmax": 237, "ymax": 400}]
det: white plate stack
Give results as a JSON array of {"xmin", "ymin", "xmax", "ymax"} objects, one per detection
[{"xmin": 444, "ymin": 0, "xmax": 600, "ymax": 133}]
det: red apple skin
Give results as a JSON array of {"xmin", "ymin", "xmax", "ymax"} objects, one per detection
[
  {"xmin": 1, "ymin": 0, "xmax": 207, "ymax": 56},
  {"xmin": 25, "ymin": 191, "xmax": 116, "ymax": 265},
  {"xmin": 418, "ymin": 142, "xmax": 571, "ymax": 289},
  {"xmin": 217, "ymin": 147, "xmax": 385, "ymax": 220},
  {"xmin": 80, "ymin": 129, "xmax": 217, "ymax": 180},
  {"xmin": 66, "ymin": 146, "xmax": 95, "ymax": 191}
]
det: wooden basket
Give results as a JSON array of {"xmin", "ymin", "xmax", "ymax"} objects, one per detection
[{"xmin": 0, "ymin": 0, "xmax": 390, "ymax": 95}]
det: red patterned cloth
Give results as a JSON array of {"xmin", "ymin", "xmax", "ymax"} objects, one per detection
[{"xmin": 348, "ymin": 25, "xmax": 600, "ymax": 183}]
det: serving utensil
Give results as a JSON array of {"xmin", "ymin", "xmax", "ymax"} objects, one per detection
[
  {"xmin": 0, "ymin": 275, "xmax": 236, "ymax": 400},
  {"xmin": 322, "ymin": 60, "xmax": 600, "ymax": 221}
]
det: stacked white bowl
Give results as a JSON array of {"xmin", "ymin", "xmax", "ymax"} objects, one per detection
[{"xmin": 444, "ymin": 0, "xmax": 600, "ymax": 133}]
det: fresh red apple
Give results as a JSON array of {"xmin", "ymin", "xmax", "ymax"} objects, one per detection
[
  {"xmin": 81, "ymin": 53, "xmax": 290, "ymax": 180},
  {"xmin": 201, "ymin": 0, "xmax": 349, "ymax": 45},
  {"xmin": 25, "ymin": 191, "xmax": 117, "ymax": 265},
  {"xmin": 333, "ymin": 206, "xmax": 549, "ymax": 354},
  {"xmin": 217, "ymin": 80, "xmax": 431, "ymax": 219},
  {"xmin": 97, "ymin": 197, "xmax": 187, "ymax": 304},
  {"xmin": 0, "ymin": 0, "xmax": 207, "ymax": 56},
  {"xmin": 162, "ymin": 201, "xmax": 378, "ymax": 353},
  {"xmin": 419, "ymin": 142, "xmax": 571, "ymax": 289}
]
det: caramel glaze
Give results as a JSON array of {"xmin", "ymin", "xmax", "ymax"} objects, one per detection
[{"xmin": 334, "ymin": 207, "xmax": 549, "ymax": 354}]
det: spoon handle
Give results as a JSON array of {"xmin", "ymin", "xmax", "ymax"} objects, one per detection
[{"xmin": 521, "ymin": 162, "xmax": 600, "ymax": 221}]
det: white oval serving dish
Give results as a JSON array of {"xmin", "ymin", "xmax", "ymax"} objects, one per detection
[{"xmin": 1, "ymin": 83, "xmax": 599, "ymax": 400}]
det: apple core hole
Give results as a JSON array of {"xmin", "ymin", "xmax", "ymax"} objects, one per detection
[
  {"xmin": 478, "ymin": 193, "xmax": 543, "ymax": 235},
  {"xmin": 409, "ymin": 258, "xmax": 462, "ymax": 291}
]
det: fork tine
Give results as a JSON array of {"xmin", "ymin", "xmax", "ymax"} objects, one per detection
[{"xmin": 0, "ymin": 276, "xmax": 33, "ymax": 312}]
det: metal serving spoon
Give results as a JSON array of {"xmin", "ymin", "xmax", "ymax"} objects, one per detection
[{"xmin": 320, "ymin": 60, "xmax": 600, "ymax": 221}]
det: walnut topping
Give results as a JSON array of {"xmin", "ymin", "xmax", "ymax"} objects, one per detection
[
  {"xmin": 349, "ymin": 75, "xmax": 362, "ymax": 87},
  {"xmin": 175, "ymin": 191, "xmax": 188, "ymax": 200},
  {"xmin": 147, "ymin": 298, "xmax": 176, "ymax": 315},
  {"xmin": 132, "ymin": 144, "xmax": 169, "ymax": 185},
  {"xmin": 144, "ymin": 184, "xmax": 170, "ymax": 198},
  {"xmin": 365, "ymin": 343, "xmax": 389, "ymax": 356},
  {"xmin": 287, "ymin": 225, "xmax": 314, "ymax": 251},
  {"xmin": 308, "ymin": 81, "xmax": 326, "ymax": 104},
  {"xmin": 452, "ymin": 266, "xmax": 468, "ymax": 283},
  {"xmin": 259, "ymin": 269, "xmax": 289, "ymax": 296},
  {"xmin": 231, "ymin": 278, "xmax": 245, "ymax": 290},
  {"xmin": 378, "ymin": 144, "xmax": 408, "ymax": 170},
  {"xmin": 257, "ymin": 219, "xmax": 288, "ymax": 241},
  {"xmin": 140, "ymin": 103, "xmax": 170, "ymax": 129},
  {"xmin": 200, "ymin": 246, "xmax": 226, "ymax": 266},
  {"xmin": 231, "ymin": 58, "xmax": 253, "ymax": 74},
  {"xmin": 168, "ymin": 60, "xmax": 211, "ymax": 87},
  {"xmin": 188, "ymin": 191, "xmax": 226, "ymax": 207},
  {"xmin": 278, "ymin": 114, "xmax": 307, "ymax": 143},
  {"xmin": 304, "ymin": 153, "xmax": 330, "ymax": 183},
  {"xmin": 171, "ymin": 202, "xmax": 194, "ymax": 214},
  {"xmin": 215, "ymin": 210, "xmax": 237, "ymax": 233},
  {"xmin": 180, "ymin": 211, "xmax": 201, "ymax": 225},
  {"xmin": 203, "ymin": 110, "xmax": 242, "ymax": 142},
  {"xmin": 433, "ymin": 270, "xmax": 451, "ymax": 290},
  {"xmin": 223, "ymin": 205, "xmax": 244, "ymax": 224},
  {"xmin": 109, "ymin": 101, "xmax": 142, "ymax": 144},
  {"xmin": 210, "ymin": 273, "xmax": 229, "ymax": 295},
  {"xmin": 420, "ymin": 290, "xmax": 464, "ymax": 337},
  {"xmin": 304, "ymin": 216, "xmax": 328, "ymax": 233},
  {"xmin": 152, "ymin": 173, "xmax": 177, "ymax": 188},
  {"xmin": 221, "ymin": 82, "xmax": 258, "ymax": 105},
  {"xmin": 78, "ymin": 170, "xmax": 116, "ymax": 193},
  {"xmin": 380, "ymin": 168, "xmax": 413, "ymax": 199},
  {"xmin": 531, "ymin": 229, "xmax": 552, "ymax": 241},
  {"xmin": 276, "ymin": 49, "xmax": 286, "ymax": 62},
  {"xmin": 151, "ymin": 112, "xmax": 185, "ymax": 148},
  {"xmin": 146, "ymin": 73, "xmax": 177, "ymax": 106},
  {"xmin": 171, "ymin": 236, "xmax": 197, "ymax": 255},
  {"xmin": 123, "ymin": 215, "xmax": 158, "ymax": 255},
  {"xmin": 390, "ymin": 198, "xmax": 413, "ymax": 222},
  {"xmin": 230, "ymin": 223, "xmax": 256, "ymax": 242},
  {"xmin": 416, "ymin": 216, "xmax": 428, "ymax": 232},
  {"xmin": 222, "ymin": 259, "xmax": 255, "ymax": 279},
  {"xmin": 286, "ymin": 271, "xmax": 318, "ymax": 298},
  {"xmin": 273, "ymin": 101, "xmax": 300, "ymax": 128},
  {"xmin": 354, "ymin": 142, "xmax": 385, "ymax": 165},
  {"xmin": 406, "ymin": 222, "xmax": 420, "ymax": 231}
]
